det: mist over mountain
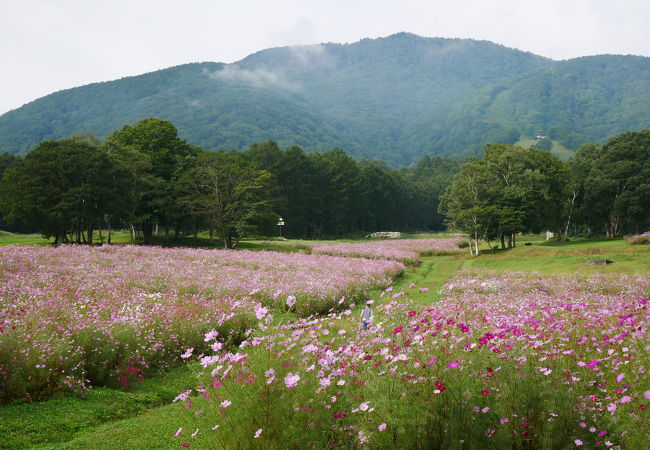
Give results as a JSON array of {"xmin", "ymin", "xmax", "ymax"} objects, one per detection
[{"xmin": 1, "ymin": 32, "xmax": 649, "ymax": 165}]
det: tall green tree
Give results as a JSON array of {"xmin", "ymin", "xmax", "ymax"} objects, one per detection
[
  {"xmin": 0, "ymin": 140, "xmax": 127, "ymax": 245},
  {"xmin": 105, "ymin": 118, "xmax": 197, "ymax": 244},
  {"xmin": 178, "ymin": 151, "xmax": 277, "ymax": 248},
  {"xmin": 440, "ymin": 144, "xmax": 565, "ymax": 253},
  {"xmin": 578, "ymin": 130, "xmax": 650, "ymax": 235}
]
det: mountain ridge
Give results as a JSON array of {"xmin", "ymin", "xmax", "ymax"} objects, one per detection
[{"xmin": 1, "ymin": 33, "xmax": 649, "ymax": 165}]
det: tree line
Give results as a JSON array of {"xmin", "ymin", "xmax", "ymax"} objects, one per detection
[
  {"xmin": 0, "ymin": 118, "xmax": 458, "ymax": 247},
  {"xmin": 439, "ymin": 130, "xmax": 650, "ymax": 253}
]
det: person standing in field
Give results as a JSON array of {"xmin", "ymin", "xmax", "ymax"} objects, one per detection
[{"xmin": 360, "ymin": 301, "xmax": 373, "ymax": 330}]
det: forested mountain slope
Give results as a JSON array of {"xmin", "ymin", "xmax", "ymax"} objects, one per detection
[{"xmin": 1, "ymin": 33, "xmax": 648, "ymax": 164}]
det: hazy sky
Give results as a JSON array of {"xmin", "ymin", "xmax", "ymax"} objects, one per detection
[{"xmin": 1, "ymin": 0, "xmax": 649, "ymax": 115}]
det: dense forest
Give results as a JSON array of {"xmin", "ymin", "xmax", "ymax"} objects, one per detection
[
  {"xmin": 0, "ymin": 118, "xmax": 458, "ymax": 247},
  {"xmin": 1, "ymin": 33, "xmax": 649, "ymax": 164},
  {"xmin": 1, "ymin": 117, "xmax": 647, "ymax": 248}
]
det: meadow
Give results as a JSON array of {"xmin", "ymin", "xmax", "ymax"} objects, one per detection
[
  {"xmin": 0, "ymin": 245, "xmax": 403, "ymax": 403},
  {"xmin": 0, "ymin": 235, "xmax": 648, "ymax": 449},
  {"xmin": 310, "ymin": 238, "xmax": 462, "ymax": 264}
]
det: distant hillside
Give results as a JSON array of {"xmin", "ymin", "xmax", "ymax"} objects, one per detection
[{"xmin": 1, "ymin": 33, "xmax": 649, "ymax": 165}]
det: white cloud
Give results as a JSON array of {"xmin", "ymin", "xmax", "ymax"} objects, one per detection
[{"xmin": 209, "ymin": 66, "xmax": 298, "ymax": 91}]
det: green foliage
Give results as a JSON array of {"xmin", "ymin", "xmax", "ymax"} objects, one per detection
[
  {"xmin": 178, "ymin": 150, "xmax": 277, "ymax": 248},
  {"xmin": 2, "ymin": 34, "xmax": 647, "ymax": 164},
  {"xmin": 573, "ymin": 130, "xmax": 650, "ymax": 236},
  {"xmin": 439, "ymin": 144, "xmax": 568, "ymax": 250},
  {"xmin": 0, "ymin": 140, "xmax": 129, "ymax": 244},
  {"xmin": 243, "ymin": 141, "xmax": 459, "ymax": 238},
  {"xmin": 533, "ymin": 137, "xmax": 553, "ymax": 150}
]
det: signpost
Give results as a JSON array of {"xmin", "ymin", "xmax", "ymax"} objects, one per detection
[{"xmin": 277, "ymin": 217, "xmax": 285, "ymax": 237}]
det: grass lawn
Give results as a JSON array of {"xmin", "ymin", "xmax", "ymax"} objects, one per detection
[
  {"xmin": 514, "ymin": 138, "xmax": 574, "ymax": 160},
  {"xmin": 0, "ymin": 365, "xmax": 196, "ymax": 450},
  {"xmin": 0, "ymin": 231, "xmax": 52, "ymax": 246}
]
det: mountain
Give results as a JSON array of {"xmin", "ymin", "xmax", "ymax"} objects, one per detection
[{"xmin": 1, "ymin": 32, "xmax": 649, "ymax": 165}]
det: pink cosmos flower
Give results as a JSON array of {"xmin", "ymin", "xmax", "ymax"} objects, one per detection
[
  {"xmin": 284, "ymin": 372, "xmax": 300, "ymax": 388},
  {"xmin": 181, "ymin": 348, "xmax": 194, "ymax": 359},
  {"xmin": 220, "ymin": 400, "xmax": 231, "ymax": 408},
  {"xmin": 378, "ymin": 423, "xmax": 387, "ymax": 431},
  {"xmin": 174, "ymin": 427, "xmax": 183, "ymax": 437},
  {"xmin": 286, "ymin": 296, "xmax": 296, "ymax": 308},
  {"xmin": 607, "ymin": 403, "xmax": 617, "ymax": 413},
  {"xmin": 254, "ymin": 304, "xmax": 268, "ymax": 320},
  {"xmin": 574, "ymin": 439, "xmax": 583, "ymax": 446},
  {"xmin": 619, "ymin": 395, "xmax": 632, "ymax": 403},
  {"xmin": 204, "ymin": 330, "xmax": 218, "ymax": 342},
  {"xmin": 254, "ymin": 428, "xmax": 263, "ymax": 438},
  {"xmin": 448, "ymin": 360, "xmax": 459, "ymax": 369}
]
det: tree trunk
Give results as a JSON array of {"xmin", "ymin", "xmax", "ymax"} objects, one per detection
[
  {"xmin": 513, "ymin": 234, "xmax": 516, "ymax": 247},
  {"xmin": 142, "ymin": 221, "xmax": 154, "ymax": 245},
  {"xmin": 500, "ymin": 235, "xmax": 506, "ymax": 249},
  {"xmin": 565, "ymin": 191, "xmax": 578, "ymax": 239},
  {"xmin": 468, "ymin": 239, "xmax": 473, "ymax": 255},
  {"xmin": 174, "ymin": 220, "xmax": 181, "ymax": 242},
  {"xmin": 55, "ymin": 229, "xmax": 66, "ymax": 246},
  {"xmin": 87, "ymin": 224, "xmax": 94, "ymax": 245},
  {"xmin": 508, "ymin": 234, "xmax": 512, "ymax": 248}
]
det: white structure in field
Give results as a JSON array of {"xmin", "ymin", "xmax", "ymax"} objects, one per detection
[
  {"xmin": 546, "ymin": 231, "xmax": 554, "ymax": 240},
  {"xmin": 370, "ymin": 231, "xmax": 401, "ymax": 239}
]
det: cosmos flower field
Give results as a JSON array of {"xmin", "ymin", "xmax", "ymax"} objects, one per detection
[
  {"xmin": 0, "ymin": 245, "xmax": 404, "ymax": 402},
  {"xmin": 311, "ymin": 238, "xmax": 462, "ymax": 264},
  {"xmin": 176, "ymin": 271, "xmax": 649, "ymax": 448}
]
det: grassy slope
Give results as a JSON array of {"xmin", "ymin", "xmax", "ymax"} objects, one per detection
[
  {"xmin": 2, "ymin": 236, "xmax": 648, "ymax": 448},
  {"xmin": 515, "ymin": 138, "xmax": 575, "ymax": 160},
  {"xmin": 0, "ymin": 366, "xmax": 195, "ymax": 450}
]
